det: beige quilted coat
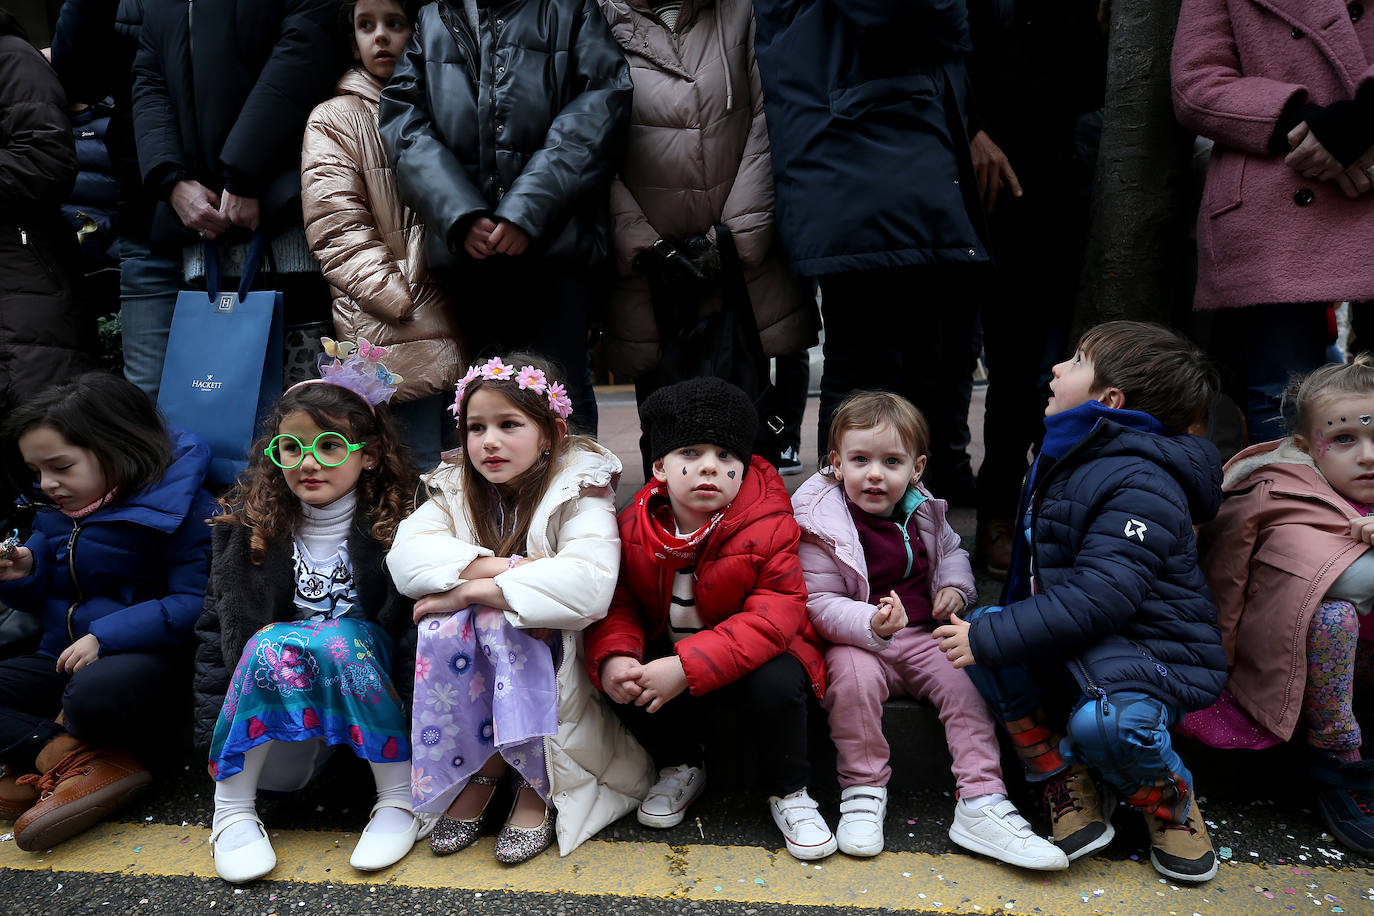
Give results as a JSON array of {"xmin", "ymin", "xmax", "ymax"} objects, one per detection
[
  {"xmin": 598, "ymin": 0, "xmax": 817, "ymax": 378},
  {"xmin": 302, "ymin": 68, "xmax": 462, "ymax": 401}
]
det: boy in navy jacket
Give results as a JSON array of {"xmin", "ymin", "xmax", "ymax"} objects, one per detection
[{"xmin": 934, "ymin": 321, "xmax": 1226, "ymax": 883}]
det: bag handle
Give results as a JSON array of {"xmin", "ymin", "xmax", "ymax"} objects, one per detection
[
  {"xmin": 713, "ymin": 225, "xmax": 767, "ymax": 365},
  {"xmin": 714, "ymin": 225, "xmax": 785, "ymax": 438},
  {"xmin": 204, "ymin": 229, "xmax": 267, "ymax": 304}
]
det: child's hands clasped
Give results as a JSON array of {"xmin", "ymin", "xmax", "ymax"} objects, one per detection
[
  {"xmin": 633, "ymin": 656, "xmax": 689, "ymax": 712},
  {"xmin": 56, "ymin": 633, "xmax": 100, "ymax": 674},
  {"xmin": 599, "ymin": 654, "xmax": 688, "ymax": 712},
  {"xmin": 870, "ymin": 590, "xmax": 907, "ymax": 637},
  {"xmin": 599, "ymin": 654, "xmax": 644, "ymax": 704},
  {"xmin": 932, "ymin": 586, "xmax": 966, "ymax": 621},
  {"xmin": 1351, "ymin": 516, "xmax": 1374, "ymax": 545},
  {"xmin": 462, "ymin": 217, "xmax": 530, "ymax": 259},
  {"xmin": 932, "ymin": 612, "xmax": 976, "ymax": 668},
  {"xmin": 0, "ymin": 545, "xmax": 33, "ymax": 582}
]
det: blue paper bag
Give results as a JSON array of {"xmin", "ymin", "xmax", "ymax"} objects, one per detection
[{"xmin": 157, "ymin": 234, "xmax": 283, "ymax": 486}]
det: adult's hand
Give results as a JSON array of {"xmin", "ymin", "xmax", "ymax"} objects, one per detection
[
  {"xmin": 1286, "ymin": 122, "xmax": 1345, "ymax": 181},
  {"xmin": 488, "ymin": 221, "xmax": 530, "ymax": 256},
  {"xmin": 969, "ymin": 130, "xmax": 1022, "ymax": 213},
  {"xmin": 170, "ymin": 180, "xmax": 231, "ymax": 239},
  {"xmin": 464, "ymin": 216, "xmax": 498, "ymax": 259},
  {"xmin": 1334, "ymin": 145, "xmax": 1374, "ymax": 200},
  {"xmin": 219, "ymin": 191, "xmax": 260, "ymax": 231}
]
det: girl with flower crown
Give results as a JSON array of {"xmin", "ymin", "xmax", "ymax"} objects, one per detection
[
  {"xmin": 387, "ymin": 352, "xmax": 653, "ymax": 864},
  {"xmin": 196, "ymin": 342, "xmax": 427, "ymax": 884}
]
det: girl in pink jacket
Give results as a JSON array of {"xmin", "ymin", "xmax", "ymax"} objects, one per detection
[
  {"xmin": 1192, "ymin": 359, "xmax": 1374, "ymax": 856},
  {"xmin": 790, "ymin": 391, "xmax": 1064, "ymax": 870}
]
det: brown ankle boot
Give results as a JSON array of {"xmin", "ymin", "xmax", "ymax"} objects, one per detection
[
  {"xmin": 13, "ymin": 736, "xmax": 151, "ymax": 851},
  {"xmin": 0, "ymin": 764, "xmax": 39, "ymax": 820}
]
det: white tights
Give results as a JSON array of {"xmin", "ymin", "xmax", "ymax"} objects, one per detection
[{"xmin": 212, "ymin": 741, "xmax": 413, "ymax": 852}]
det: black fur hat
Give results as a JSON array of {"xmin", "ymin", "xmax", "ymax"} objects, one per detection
[{"xmin": 640, "ymin": 377, "xmax": 757, "ymax": 466}]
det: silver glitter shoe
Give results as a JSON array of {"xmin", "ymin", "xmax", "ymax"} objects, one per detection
[
  {"xmin": 493, "ymin": 780, "xmax": 556, "ymax": 864},
  {"xmin": 429, "ymin": 773, "xmax": 501, "ymax": 856}
]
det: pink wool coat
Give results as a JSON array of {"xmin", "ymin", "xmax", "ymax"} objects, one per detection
[
  {"xmin": 1199, "ymin": 439, "xmax": 1369, "ymax": 741},
  {"xmin": 1172, "ymin": 0, "xmax": 1374, "ymax": 310}
]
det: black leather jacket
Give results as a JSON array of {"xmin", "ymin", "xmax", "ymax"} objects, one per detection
[{"xmin": 380, "ymin": 0, "xmax": 631, "ymax": 269}]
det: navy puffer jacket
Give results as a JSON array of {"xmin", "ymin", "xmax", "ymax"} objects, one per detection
[
  {"xmin": 0, "ymin": 426, "xmax": 216, "ymax": 660},
  {"xmin": 968, "ymin": 404, "xmax": 1227, "ymax": 712}
]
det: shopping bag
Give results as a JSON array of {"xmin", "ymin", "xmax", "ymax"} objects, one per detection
[
  {"xmin": 650, "ymin": 225, "xmax": 784, "ymax": 464},
  {"xmin": 157, "ymin": 232, "xmax": 283, "ymax": 486}
]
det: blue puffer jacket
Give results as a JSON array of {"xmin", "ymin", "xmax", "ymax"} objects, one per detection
[
  {"xmin": 968, "ymin": 401, "xmax": 1227, "ymax": 712},
  {"xmin": 0, "ymin": 426, "xmax": 216, "ymax": 659}
]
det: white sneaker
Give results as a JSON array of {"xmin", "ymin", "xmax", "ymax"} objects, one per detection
[
  {"xmin": 638, "ymin": 765, "xmax": 706, "ymax": 828},
  {"xmin": 769, "ymin": 788, "xmax": 838, "ymax": 860},
  {"xmin": 948, "ymin": 796, "xmax": 1069, "ymax": 871},
  {"xmin": 835, "ymin": 784, "xmax": 887, "ymax": 856}
]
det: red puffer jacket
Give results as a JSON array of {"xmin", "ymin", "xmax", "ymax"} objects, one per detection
[{"xmin": 586, "ymin": 456, "xmax": 825, "ymax": 698}]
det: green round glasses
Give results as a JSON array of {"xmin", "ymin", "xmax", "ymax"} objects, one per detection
[{"xmin": 265, "ymin": 432, "xmax": 368, "ymax": 470}]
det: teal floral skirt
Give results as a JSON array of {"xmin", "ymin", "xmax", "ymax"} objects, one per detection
[{"xmin": 209, "ymin": 617, "xmax": 410, "ymax": 780}]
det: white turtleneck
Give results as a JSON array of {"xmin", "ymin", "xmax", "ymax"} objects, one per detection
[{"xmin": 296, "ymin": 490, "xmax": 357, "ymax": 560}]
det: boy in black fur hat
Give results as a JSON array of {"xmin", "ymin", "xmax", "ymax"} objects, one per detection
[{"xmin": 584, "ymin": 377, "xmax": 836, "ymax": 860}]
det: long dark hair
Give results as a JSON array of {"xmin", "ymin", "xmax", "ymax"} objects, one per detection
[
  {"xmin": 2, "ymin": 372, "xmax": 173, "ymax": 505},
  {"xmin": 213, "ymin": 382, "xmax": 418, "ymax": 563},
  {"xmin": 453, "ymin": 352, "xmax": 593, "ymax": 555}
]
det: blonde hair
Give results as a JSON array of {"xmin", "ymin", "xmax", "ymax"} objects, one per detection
[
  {"xmin": 826, "ymin": 390, "xmax": 931, "ymax": 463},
  {"xmin": 1288, "ymin": 354, "xmax": 1374, "ymax": 438}
]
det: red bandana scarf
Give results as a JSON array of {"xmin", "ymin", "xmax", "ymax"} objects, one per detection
[{"xmin": 640, "ymin": 482, "xmax": 725, "ymax": 570}]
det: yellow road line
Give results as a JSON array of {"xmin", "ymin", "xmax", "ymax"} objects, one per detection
[{"xmin": 1, "ymin": 821, "xmax": 1370, "ymax": 915}]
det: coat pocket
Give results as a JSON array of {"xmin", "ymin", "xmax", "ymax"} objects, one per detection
[
  {"xmin": 1202, "ymin": 147, "xmax": 1245, "ymax": 219},
  {"xmin": 828, "ymin": 74, "xmax": 937, "ymax": 121}
]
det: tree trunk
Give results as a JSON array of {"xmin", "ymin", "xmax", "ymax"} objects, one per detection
[{"xmin": 1075, "ymin": 0, "xmax": 1195, "ymax": 333}]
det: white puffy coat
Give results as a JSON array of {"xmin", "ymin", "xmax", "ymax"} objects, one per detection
[{"xmin": 387, "ymin": 443, "xmax": 655, "ymax": 854}]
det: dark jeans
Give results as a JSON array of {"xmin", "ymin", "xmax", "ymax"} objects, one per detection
[
  {"xmin": 0, "ymin": 651, "xmax": 187, "ymax": 771},
  {"xmin": 445, "ymin": 260, "xmax": 600, "ymax": 436},
  {"xmin": 1208, "ymin": 302, "xmax": 1328, "ymax": 443},
  {"xmin": 817, "ymin": 266, "xmax": 981, "ymax": 489},
  {"xmin": 976, "ymin": 187, "xmax": 1079, "ymax": 522},
  {"xmin": 614, "ymin": 649, "xmax": 812, "ymax": 797}
]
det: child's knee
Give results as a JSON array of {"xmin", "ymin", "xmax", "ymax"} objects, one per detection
[
  {"xmin": 1311, "ymin": 599, "xmax": 1361, "ymax": 639},
  {"xmin": 1065, "ymin": 694, "xmax": 1170, "ymax": 771}
]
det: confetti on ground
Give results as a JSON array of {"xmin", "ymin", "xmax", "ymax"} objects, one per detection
[{"xmin": 754, "ymin": 878, "xmax": 765, "ymax": 886}]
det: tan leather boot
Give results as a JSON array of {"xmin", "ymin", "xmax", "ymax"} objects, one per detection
[
  {"xmin": 13, "ymin": 736, "xmax": 151, "ymax": 851},
  {"xmin": 0, "ymin": 764, "xmax": 39, "ymax": 820}
]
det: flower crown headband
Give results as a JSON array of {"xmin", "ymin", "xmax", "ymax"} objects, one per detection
[
  {"xmin": 286, "ymin": 337, "xmax": 403, "ymax": 411},
  {"xmin": 449, "ymin": 357, "xmax": 573, "ymax": 422}
]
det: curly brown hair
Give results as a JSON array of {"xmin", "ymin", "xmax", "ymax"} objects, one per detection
[{"xmin": 211, "ymin": 383, "xmax": 419, "ymax": 563}]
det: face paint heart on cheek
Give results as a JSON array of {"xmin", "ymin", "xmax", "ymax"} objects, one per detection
[{"xmin": 727, "ymin": 470, "xmax": 736, "ymax": 479}]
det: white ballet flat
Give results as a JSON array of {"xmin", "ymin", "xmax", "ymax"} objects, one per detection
[
  {"xmin": 350, "ymin": 802, "xmax": 423, "ymax": 871},
  {"xmin": 210, "ymin": 811, "xmax": 277, "ymax": 884}
]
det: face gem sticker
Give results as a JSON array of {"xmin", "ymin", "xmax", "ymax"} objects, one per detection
[{"xmin": 1362, "ymin": 415, "xmax": 1372, "ymax": 425}]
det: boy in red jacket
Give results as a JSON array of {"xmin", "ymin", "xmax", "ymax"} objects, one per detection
[{"xmin": 585, "ymin": 377, "xmax": 835, "ymax": 860}]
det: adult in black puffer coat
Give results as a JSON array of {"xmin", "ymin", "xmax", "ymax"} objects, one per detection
[
  {"xmin": 192, "ymin": 520, "xmax": 416, "ymax": 755},
  {"xmin": 379, "ymin": 0, "xmax": 631, "ymax": 432},
  {"xmin": 0, "ymin": 9, "xmax": 92, "ymax": 419}
]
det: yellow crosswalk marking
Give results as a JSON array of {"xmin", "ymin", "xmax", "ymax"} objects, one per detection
[{"xmin": 1, "ymin": 821, "xmax": 1371, "ymax": 915}]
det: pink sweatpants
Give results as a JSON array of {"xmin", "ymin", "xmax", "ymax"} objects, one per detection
[{"xmin": 822, "ymin": 626, "xmax": 1006, "ymax": 797}]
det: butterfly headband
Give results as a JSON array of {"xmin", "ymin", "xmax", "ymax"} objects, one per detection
[
  {"xmin": 287, "ymin": 337, "xmax": 403, "ymax": 410},
  {"xmin": 449, "ymin": 357, "xmax": 573, "ymax": 422}
]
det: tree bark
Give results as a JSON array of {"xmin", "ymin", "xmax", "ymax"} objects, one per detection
[{"xmin": 1075, "ymin": 0, "xmax": 1195, "ymax": 333}]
